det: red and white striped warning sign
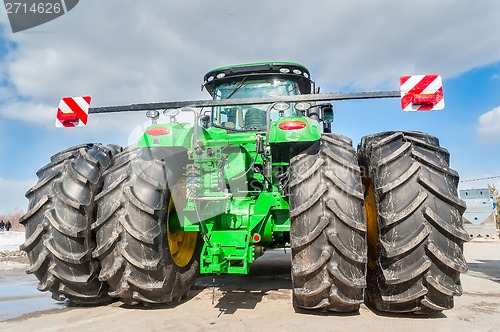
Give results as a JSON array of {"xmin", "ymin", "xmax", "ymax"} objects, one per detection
[
  {"xmin": 55, "ymin": 96, "xmax": 91, "ymax": 127},
  {"xmin": 400, "ymin": 75, "xmax": 444, "ymax": 111}
]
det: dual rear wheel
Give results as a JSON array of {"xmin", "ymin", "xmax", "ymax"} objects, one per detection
[
  {"xmin": 92, "ymin": 147, "xmax": 200, "ymax": 305},
  {"xmin": 20, "ymin": 144, "xmax": 118, "ymax": 304},
  {"xmin": 21, "ymin": 145, "xmax": 200, "ymax": 305},
  {"xmin": 289, "ymin": 131, "xmax": 468, "ymax": 313}
]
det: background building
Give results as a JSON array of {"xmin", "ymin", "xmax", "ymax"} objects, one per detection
[{"xmin": 459, "ymin": 188, "xmax": 498, "ymax": 238}]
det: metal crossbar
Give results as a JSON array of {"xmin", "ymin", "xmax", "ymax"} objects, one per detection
[{"xmin": 89, "ymin": 91, "xmax": 401, "ymax": 114}]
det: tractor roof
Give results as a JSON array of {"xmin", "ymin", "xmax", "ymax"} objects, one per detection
[{"xmin": 203, "ymin": 62, "xmax": 312, "ymax": 96}]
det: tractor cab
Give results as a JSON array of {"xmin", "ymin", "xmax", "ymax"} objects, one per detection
[{"xmin": 203, "ymin": 62, "xmax": 313, "ymax": 131}]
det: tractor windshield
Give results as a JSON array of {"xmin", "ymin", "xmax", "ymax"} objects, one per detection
[{"xmin": 212, "ymin": 79, "xmax": 299, "ymax": 131}]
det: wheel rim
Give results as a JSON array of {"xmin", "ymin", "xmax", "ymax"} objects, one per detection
[
  {"xmin": 363, "ymin": 177, "xmax": 378, "ymax": 271},
  {"xmin": 167, "ymin": 190, "xmax": 197, "ymax": 268}
]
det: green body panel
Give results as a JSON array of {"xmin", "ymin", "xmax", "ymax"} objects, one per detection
[
  {"xmin": 136, "ymin": 122, "xmax": 193, "ymax": 148},
  {"xmin": 197, "ymin": 193, "xmax": 290, "ymax": 274},
  {"xmin": 269, "ymin": 116, "xmax": 321, "ymax": 143},
  {"xmin": 135, "ymin": 62, "xmax": 322, "ymax": 275},
  {"xmin": 136, "ymin": 121, "xmax": 299, "ymax": 274}
]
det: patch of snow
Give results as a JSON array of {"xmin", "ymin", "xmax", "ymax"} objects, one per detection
[
  {"xmin": 0, "ymin": 232, "xmax": 27, "ymax": 271},
  {"xmin": 0, "ymin": 231, "xmax": 25, "ymax": 252},
  {"xmin": 0, "ymin": 261, "xmax": 28, "ymax": 271}
]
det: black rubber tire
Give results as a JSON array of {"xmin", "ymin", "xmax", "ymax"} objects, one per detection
[
  {"xmin": 358, "ymin": 131, "xmax": 469, "ymax": 313},
  {"xmin": 289, "ymin": 133, "xmax": 367, "ymax": 312},
  {"xmin": 19, "ymin": 143, "xmax": 119, "ymax": 304},
  {"xmin": 93, "ymin": 146, "xmax": 200, "ymax": 305}
]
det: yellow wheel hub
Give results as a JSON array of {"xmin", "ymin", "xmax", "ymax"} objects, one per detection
[
  {"xmin": 166, "ymin": 184, "xmax": 198, "ymax": 268},
  {"xmin": 168, "ymin": 224, "xmax": 197, "ymax": 268},
  {"xmin": 363, "ymin": 177, "xmax": 378, "ymax": 271}
]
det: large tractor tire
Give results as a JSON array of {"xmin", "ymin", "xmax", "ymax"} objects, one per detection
[
  {"xmin": 358, "ymin": 131, "xmax": 468, "ymax": 313},
  {"xmin": 19, "ymin": 143, "xmax": 120, "ymax": 304},
  {"xmin": 289, "ymin": 134, "xmax": 367, "ymax": 312},
  {"xmin": 93, "ymin": 146, "xmax": 200, "ymax": 305}
]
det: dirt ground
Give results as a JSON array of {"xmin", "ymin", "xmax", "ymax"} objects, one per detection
[{"xmin": 1, "ymin": 240, "xmax": 499, "ymax": 332}]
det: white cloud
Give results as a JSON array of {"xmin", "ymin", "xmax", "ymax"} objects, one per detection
[
  {"xmin": 3, "ymin": 4, "xmax": 500, "ymax": 85},
  {"xmin": 1, "ymin": 0, "xmax": 500, "ymax": 213},
  {"xmin": 0, "ymin": 100, "xmax": 53, "ymax": 124},
  {"xmin": 1, "ymin": 0, "xmax": 500, "ymax": 131},
  {"xmin": 0, "ymin": 95, "xmax": 154, "ymax": 136},
  {"xmin": 0, "ymin": 178, "xmax": 35, "ymax": 213},
  {"xmin": 477, "ymin": 106, "xmax": 500, "ymax": 142}
]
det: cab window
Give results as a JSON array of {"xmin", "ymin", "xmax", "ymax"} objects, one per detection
[{"xmin": 212, "ymin": 79, "xmax": 299, "ymax": 131}]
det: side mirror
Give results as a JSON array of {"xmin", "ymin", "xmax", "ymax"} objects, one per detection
[
  {"xmin": 200, "ymin": 114, "xmax": 210, "ymax": 129},
  {"xmin": 307, "ymin": 103, "xmax": 334, "ymax": 124},
  {"xmin": 318, "ymin": 104, "xmax": 334, "ymax": 133},
  {"xmin": 321, "ymin": 105, "xmax": 334, "ymax": 124}
]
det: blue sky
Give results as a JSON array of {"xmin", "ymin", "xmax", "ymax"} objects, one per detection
[{"xmin": 1, "ymin": 1, "xmax": 500, "ymax": 212}]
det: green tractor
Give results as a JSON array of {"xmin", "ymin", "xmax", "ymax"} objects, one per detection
[{"xmin": 20, "ymin": 62, "xmax": 469, "ymax": 313}]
